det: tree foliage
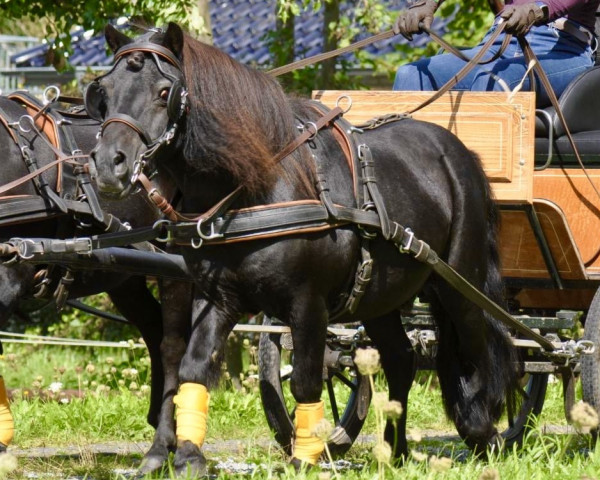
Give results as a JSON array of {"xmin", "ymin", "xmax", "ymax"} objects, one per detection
[
  {"xmin": 269, "ymin": 0, "xmax": 495, "ymax": 93},
  {"xmin": 0, "ymin": 0, "xmax": 210, "ymax": 68}
]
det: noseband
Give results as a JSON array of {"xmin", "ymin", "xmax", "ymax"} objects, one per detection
[{"xmin": 85, "ymin": 42, "xmax": 188, "ymax": 183}]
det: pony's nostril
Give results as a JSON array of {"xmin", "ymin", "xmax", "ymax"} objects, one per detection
[{"xmin": 113, "ymin": 151, "xmax": 126, "ymax": 166}]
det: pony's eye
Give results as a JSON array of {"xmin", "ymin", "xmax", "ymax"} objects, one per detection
[{"xmin": 159, "ymin": 88, "xmax": 170, "ymax": 101}]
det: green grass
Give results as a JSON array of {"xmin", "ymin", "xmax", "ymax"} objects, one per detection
[{"xmin": 0, "ymin": 343, "xmax": 598, "ymax": 479}]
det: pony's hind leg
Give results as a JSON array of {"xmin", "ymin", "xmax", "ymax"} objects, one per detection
[{"xmin": 363, "ymin": 312, "xmax": 416, "ymax": 460}]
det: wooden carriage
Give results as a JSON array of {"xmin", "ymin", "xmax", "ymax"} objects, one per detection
[{"xmin": 314, "ymin": 89, "xmax": 600, "ymax": 312}]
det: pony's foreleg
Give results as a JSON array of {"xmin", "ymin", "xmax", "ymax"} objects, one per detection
[
  {"xmin": 363, "ymin": 312, "xmax": 415, "ymax": 460},
  {"xmin": 139, "ymin": 279, "xmax": 192, "ymax": 475},
  {"xmin": 172, "ymin": 298, "xmax": 234, "ymax": 477},
  {"xmin": 288, "ymin": 294, "xmax": 328, "ymax": 467}
]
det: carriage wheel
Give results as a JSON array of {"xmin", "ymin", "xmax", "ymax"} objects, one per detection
[
  {"xmin": 581, "ymin": 286, "xmax": 600, "ymax": 439},
  {"xmin": 500, "ymin": 372, "xmax": 548, "ymax": 447},
  {"xmin": 258, "ymin": 317, "xmax": 371, "ymax": 457}
]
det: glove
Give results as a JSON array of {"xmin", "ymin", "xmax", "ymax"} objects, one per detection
[
  {"xmin": 500, "ymin": 2, "xmax": 549, "ymax": 36},
  {"xmin": 394, "ymin": 0, "xmax": 439, "ymax": 41}
]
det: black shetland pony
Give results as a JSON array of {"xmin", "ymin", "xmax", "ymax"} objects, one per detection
[
  {"xmin": 90, "ymin": 23, "xmax": 518, "ymax": 475},
  {"xmin": 0, "ymin": 96, "xmax": 190, "ymax": 473}
]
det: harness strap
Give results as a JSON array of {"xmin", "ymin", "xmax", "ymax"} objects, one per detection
[
  {"xmin": 389, "ymin": 222, "xmax": 556, "ymax": 351},
  {"xmin": 134, "ymin": 105, "xmax": 346, "ymax": 224}
]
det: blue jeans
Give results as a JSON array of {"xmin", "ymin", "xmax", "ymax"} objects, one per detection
[{"xmin": 393, "ymin": 21, "xmax": 595, "ymax": 107}]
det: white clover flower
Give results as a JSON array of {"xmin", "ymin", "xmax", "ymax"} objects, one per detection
[{"xmin": 48, "ymin": 382, "xmax": 63, "ymax": 394}]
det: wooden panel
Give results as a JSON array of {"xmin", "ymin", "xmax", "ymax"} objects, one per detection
[
  {"xmin": 498, "ymin": 200, "xmax": 586, "ymax": 280},
  {"xmin": 533, "ymin": 168, "xmax": 600, "ymax": 278},
  {"xmin": 313, "ymin": 90, "xmax": 536, "ymax": 203}
]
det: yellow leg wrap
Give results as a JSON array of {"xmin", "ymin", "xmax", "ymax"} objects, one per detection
[
  {"xmin": 292, "ymin": 401, "xmax": 325, "ymax": 465},
  {"xmin": 0, "ymin": 377, "xmax": 14, "ymax": 446},
  {"xmin": 174, "ymin": 383, "xmax": 210, "ymax": 447}
]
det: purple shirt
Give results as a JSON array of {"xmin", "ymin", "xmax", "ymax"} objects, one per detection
[{"xmin": 508, "ymin": 0, "xmax": 600, "ymax": 31}]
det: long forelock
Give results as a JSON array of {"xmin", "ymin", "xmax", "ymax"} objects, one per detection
[{"xmin": 178, "ymin": 33, "xmax": 311, "ymax": 196}]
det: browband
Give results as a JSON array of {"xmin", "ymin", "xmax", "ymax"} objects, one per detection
[{"xmin": 114, "ymin": 43, "xmax": 182, "ymax": 70}]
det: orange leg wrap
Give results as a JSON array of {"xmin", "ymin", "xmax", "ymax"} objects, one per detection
[
  {"xmin": 292, "ymin": 400, "xmax": 325, "ymax": 465},
  {"xmin": 0, "ymin": 377, "xmax": 14, "ymax": 446},
  {"xmin": 174, "ymin": 383, "xmax": 210, "ymax": 447}
]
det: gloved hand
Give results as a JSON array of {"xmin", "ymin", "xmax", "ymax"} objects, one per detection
[
  {"xmin": 500, "ymin": 2, "xmax": 549, "ymax": 36},
  {"xmin": 394, "ymin": 0, "xmax": 439, "ymax": 41}
]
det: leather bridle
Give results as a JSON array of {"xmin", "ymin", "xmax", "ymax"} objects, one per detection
[{"xmin": 85, "ymin": 42, "xmax": 188, "ymax": 184}]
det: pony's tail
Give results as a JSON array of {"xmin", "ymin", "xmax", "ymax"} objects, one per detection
[
  {"xmin": 480, "ymin": 174, "xmax": 519, "ymax": 423},
  {"xmin": 433, "ymin": 148, "xmax": 519, "ymax": 447}
]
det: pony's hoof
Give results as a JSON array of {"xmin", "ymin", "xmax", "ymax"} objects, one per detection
[
  {"xmin": 290, "ymin": 457, "xmax": 314, "ymax": 471},
  {"xmin": 138, "ymin": 454, "xmax": 167, "ymax": 475},
  {"xmin": 173, "ymin": 441, "xmax": 207, "ymax": 478}
]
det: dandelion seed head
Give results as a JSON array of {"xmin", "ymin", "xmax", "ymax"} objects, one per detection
[
  {"xmin": 382, "ymin": 400, "xmax": 403, "ymax": 420},
  {"xmin": 0, "ymin": 452, "xmax": 18, "ymax": 477},
  {"xmin": 478, "ymin": 467, "xmax": 500, "ymax": 480},
  {"xmin": 570, "ymin": 401, "xmax": 599, "ymax": 434},
  {"xmin": 372, "ymin": 441, "xmax": 392, "ymax": 464},
  {"xmin": 372, "ymin": 392, "xmax": 388, "ymax": 410},
  {"xmin": 409, "ymin": 428, "xmax": 423, "ymax": 443},
  {"xmin": 311, "ymin": 419, "xmax": 333, "ymax": 441},
  {"xmin": 354, "ymin": 348, "xmax": 380, "ymax": 376},
  {"xmin": 429, "ymin": 455, "xmax": 452, "ymax": 472},
  {"xmin": 411, "ymin": 449, "xmax": 427, "ymax": 462}
]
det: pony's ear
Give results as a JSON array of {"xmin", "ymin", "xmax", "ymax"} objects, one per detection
[
  {"xmin": 104, "ymin": 24, "xmax": 132, "ymax": 53},
  {"xmin": 163, "ymin": 22, "xmax": 184, "ymax": 59}
]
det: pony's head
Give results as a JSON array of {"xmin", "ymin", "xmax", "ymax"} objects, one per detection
[
  {"xmin": 90, "ymin": 22, "xmax": 312, "ymax": 203},
  {"xmin": 88, "ymin": 23, "xmax": 187, "ymax": 198}
]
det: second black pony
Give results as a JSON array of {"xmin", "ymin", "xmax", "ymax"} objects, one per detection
[
  {"xmin": 0, "ymin": 94, "xmax": 190, "ymax": 473},
  {"xmin": 89, "ymin": 23, "xmax": 519, "ymax": 475}
]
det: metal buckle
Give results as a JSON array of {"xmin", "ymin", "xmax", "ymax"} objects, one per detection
[
  {"xmin": 75, "ymin": 238, "xmax": 93, "ymax": 255},
  {"xmin": 399, "ymin": 228, "xmax": 415, "ymax": 254},
  {"xmin": 131, "ymin": 157, "xmax": 146, "ymax": 183},
  {"xmin": 191, "ymin": 237, "xmax": 203, "ymax": 249},
  {"xmin": 152, "ymin": 219, "xmax": 173, "ymax": 243},
  {"xmin": 357, "ymin": 143, "xmax": 369, "ymax": 159},
  {"xmin": 196, "ymin": 219, "xmax": 224, "ymax": 241}
]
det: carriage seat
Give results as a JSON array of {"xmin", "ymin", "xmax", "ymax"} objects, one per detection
[{"xmin": 534, "ymin": 65, "xmax": 600, "ymax": 167}]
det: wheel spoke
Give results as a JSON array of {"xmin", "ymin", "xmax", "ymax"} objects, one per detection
[
  {"xmin": 326, "ymin": 378, "xmax": 341, "ymax": 424},
  {"xmin": 507, "ymin": 394, "xmax": 516, "ymax": 428},
  {"xmin": 333, "ymin": 371, "xmax": 357, "ymax": 391}
]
